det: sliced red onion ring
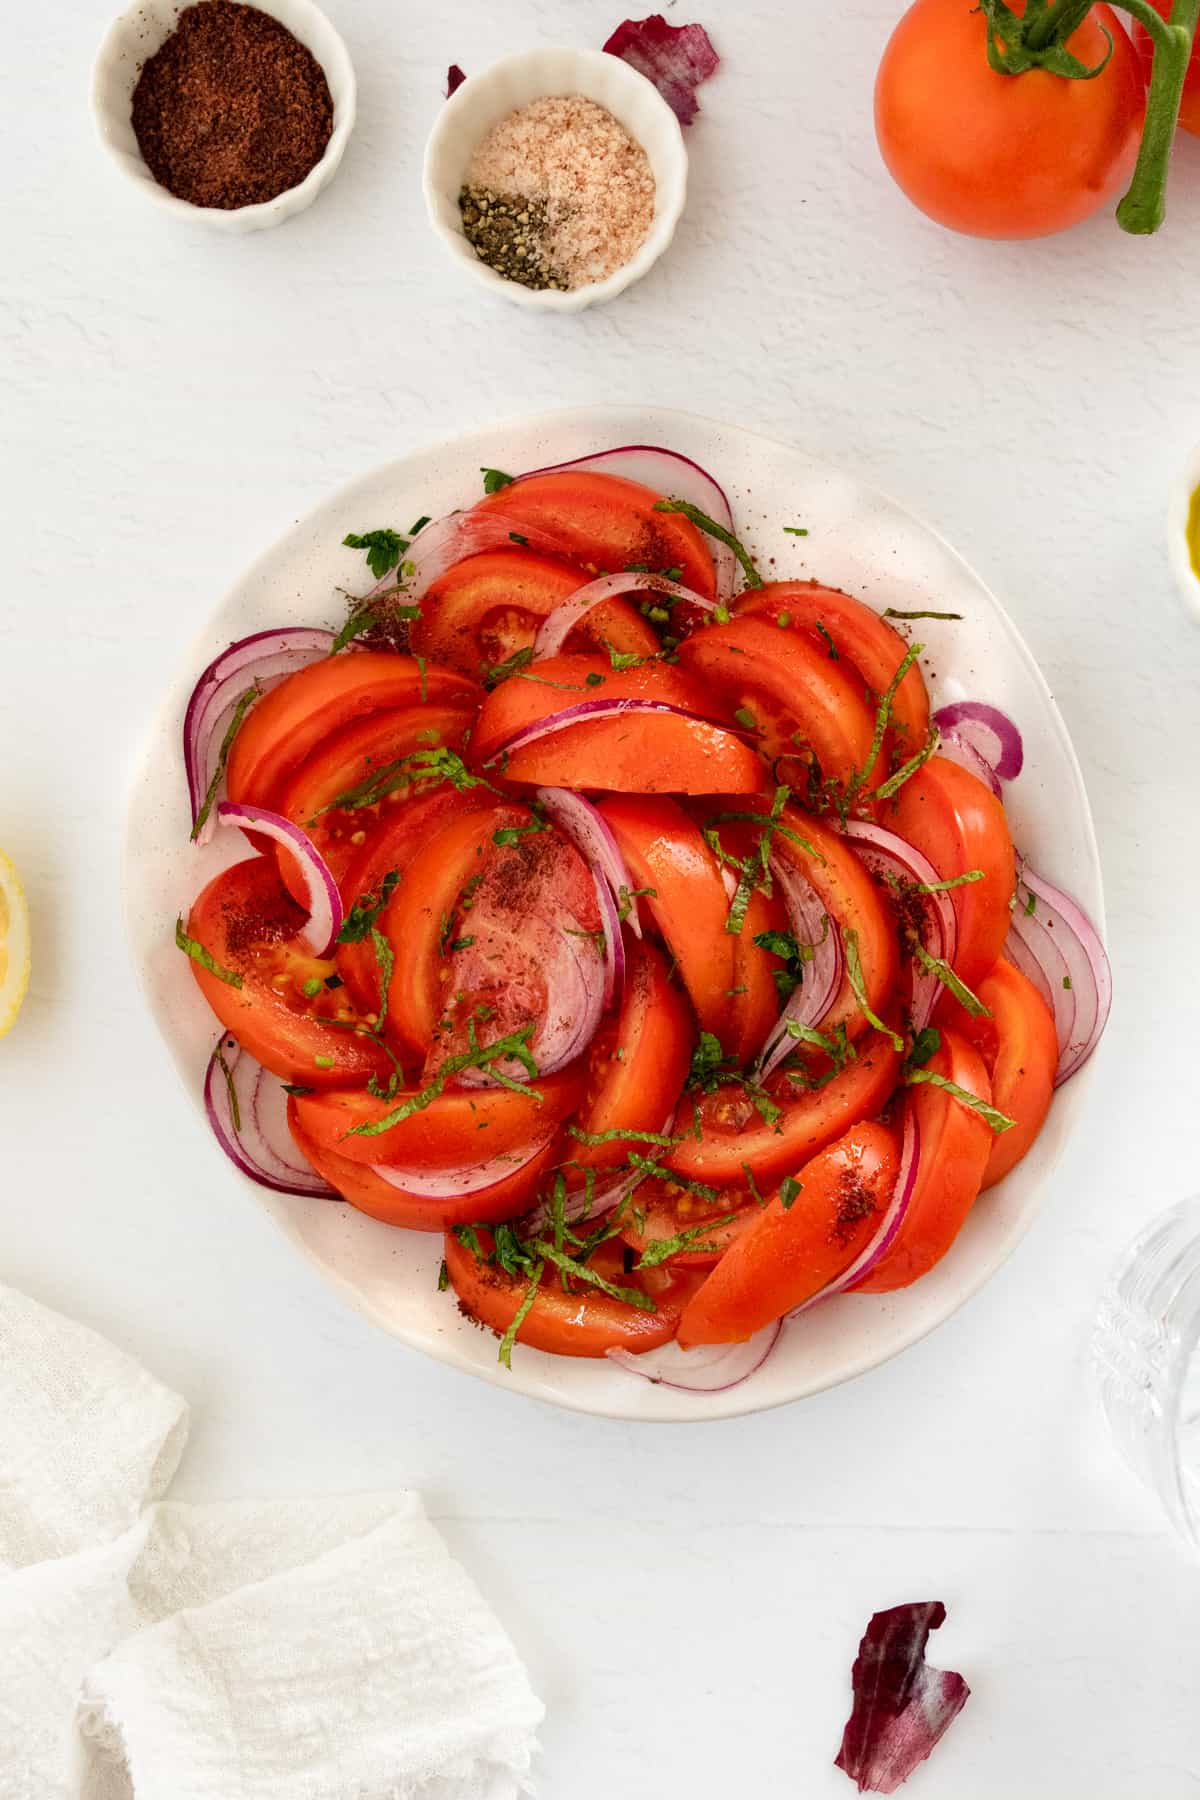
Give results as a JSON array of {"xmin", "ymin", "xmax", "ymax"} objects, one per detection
[
  {"xmin": 215, "ymin": 806, "xmax": 342, "ymax": 956},
  {"xmin": 487, "ymin": 697, "xmax": 710, "ymax": 765},
  {"xmin": 534, "ymin": 786, "xmax": 643, "ymax": 941},
  {"xmin": 607, "ymin": 1320, "xmax": 782, "ymax": 1392},
  {"xmin": 184, "ymin": 628, "xmax": 337, "ymax": 842},
  {"xmin": 518, "ymin": 443, "xmax": 739, "ymax": 600},
  {"xmin": 933, "ymin": 701, "xmax": 1024, "ymax": 782},
  {"xmin": 204, "ymin": 1035, "xmax": 337, "ymax": 1199},
  {"xmin": 532, "ymin": 570, "xmax": 721, "ymax": 661},
  {"xmin": 1007, "ymin": 859, "xmax": 1111, "ymax": 1085},
  {"xmin": 755, "ymin": 856, "xmax": 844, "ymax": 1082},
  {"xmin": 936, "ymin": 727, "xmax": 1001, "ymax": 797},
  {"xmin": 842, "ymin": 820, "xmax": 958, "ymax": 1034},
  {"xmin": 799, "ymin": 1106, "xmax": 922, "ymax": 1307},
  {"xmin": 370, "ymin": 1136, "xmax": 553, "ymax": 1198},
  {"xmin": 359, "ymin": 509, "xmax": 579, "ymax": 606}
]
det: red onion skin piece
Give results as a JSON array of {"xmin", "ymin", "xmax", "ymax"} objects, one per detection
[
  {"xmin": 932, "ymin": 700, "xmax": 1024, "ymax": 781},
  {"xmin": 602, "ymin": 16, "xmax": 720, "ymax": 126},
  {"xmin": 204, "ymin": 1036, "xmax": 337, "ymax": 1199},
  {"xmin": 835, "ymin": 1601, "xmax": 969, "ymax": 1795},
  {"xmin": 446, "ymin": 63, "xmax": 466, "ymax": 96},
  {"xmin": 606, "ymin": 1319, "xmax": 781, "ymax": 1393},
  {"xmin": 215, "ymin": 804, "xmax": 342, "ymax": 958}
]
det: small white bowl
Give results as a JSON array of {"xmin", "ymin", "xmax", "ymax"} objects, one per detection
[
  {"xmin": 1168, "ymin": 441, "xmax": 1200, "ymax": 621},
  {"xmin": 423, "ymin": 48, "xmax": 687, "ymax": 311},
  {"xmin": 91, "ymin": 0, "xmax": 356, "ymax": 232}
]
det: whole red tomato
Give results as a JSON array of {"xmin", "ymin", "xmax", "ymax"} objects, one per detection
[
  {"xmin": 1135, "ymin": 0, "xmax": 1200, "ymax": 133},
  {"xmin": 875, "ymin": 0, "xmax": 1146, "ymax": 237}
]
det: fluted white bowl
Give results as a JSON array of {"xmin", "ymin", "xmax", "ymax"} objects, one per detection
[
  {"xmin": 91, "ymin": 0, "xmax": 356, "ymax": 232},
  {"xmin": 423, "ymin": 48, "xmax": 688, "ymax": 311}
]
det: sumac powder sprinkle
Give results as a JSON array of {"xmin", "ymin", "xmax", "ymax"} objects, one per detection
[{"xmin": 131, "ymin": 1, "xmax": 334, "ymax": 210}]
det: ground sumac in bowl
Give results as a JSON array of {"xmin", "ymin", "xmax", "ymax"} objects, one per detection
[{"xmin": 131, "ymin": 0, "xmax": 334, "ymax": 209}]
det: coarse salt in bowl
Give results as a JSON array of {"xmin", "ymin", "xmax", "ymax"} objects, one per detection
[
  {"xmin": 423, "ymin": 48, "xmax": 688, "ymax": 312},
  {"xmin": 91, "ymin": 0, "xmax": 356, "ymax": 233}
]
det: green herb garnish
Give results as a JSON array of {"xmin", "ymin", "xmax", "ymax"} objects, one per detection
[
  {"xmin": 910, "ymin": 939, "xmax": 990, "ymax": 1018},
  {"xmin": 481, "ymin": 468, "xmax": 514, "ymax": 493},
  {"xmin": 842, "ymin": 926, "xmax": 904, "ymax": 1051},
  {"xmin": 653, "ymin": 498, "xmax": 762, "ymax": 588},
  {"xmin": 779, "ymin": 1176, "xmax": 802, "ymax": 1210},
  {"xmin": 346, "ymin": 1022, "xmax": 540, "ymax": 1138},
  {"xmin": 370, "ymin": 925, "xmax": 394, "ymax": 1026},
  {"xmin": 175, "ymin": 918, "xmax": 243, "ymax": 988},
  {"xmin": 337, "ymin": 870, "xmax": 400, "ymax": 943},
  {"xmin": 635, "ymin": 1214, "xmax": 739, "ymax": 1267},
  {"xmin": 905, "ymin": 1067, "xmax": 1016, "ymax": 1133},
  {"xmin": 343, "ymin": 528, "xmax": 409, "ymax": 580},
  {"xmin": 882, "ymin": 608, "xmax": 963, "ymax": 621}
]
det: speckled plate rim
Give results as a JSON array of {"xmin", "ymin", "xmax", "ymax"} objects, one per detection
[{"xmin": 123, "ymin": 404, "xmax": 1105, "ymax": 1422}]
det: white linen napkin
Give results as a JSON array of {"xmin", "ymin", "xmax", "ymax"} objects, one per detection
[{"xmin": 0, "ymin": 1285, "xmax": 543, "ymax": 1800}]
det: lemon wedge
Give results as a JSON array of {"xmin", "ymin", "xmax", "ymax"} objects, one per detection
[{"xmin": 0, "ymin": 847, "xmax": 31, "ymax": 1038}]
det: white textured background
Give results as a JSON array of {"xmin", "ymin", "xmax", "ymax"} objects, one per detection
[{"xmin": 5, "ymin": 2, "xmax": 1200, "ymax": 1794}]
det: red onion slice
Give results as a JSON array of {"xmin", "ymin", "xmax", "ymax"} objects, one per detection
[
  {"xmin": 806, "ymin": 1106, "xmax": 921, "ymax": 1304},
  {"xmin": 935, "ymin": 727, "xmax": 1001, "ymax": 798},
  {"xmin": 454, "ymin": 917, "xmax": 607, "ymax": 1086},
  {"xmin": 370, "ymin": 1136, "xmax": 553, "ymax": 1198},
  {"xmin": 215, "ymin": 806, "xmax": 343, "ymax": 957},
  {"xmin": 204, "ymin": 1035, "xmax": 337, "ymax": 1199},
  {"xmin": 535, "ymin": 786, "xmax": 643, "ymax": 941},
  {"xmin": 607, "ymin": 1320, "xmax": 782, "ymax": 1392},
  {"xmin": 932, "ymin": 701, "xmax": 1024, "ymax": 781},
  {"xmin": 518, "ymin": 444, "xmax": 739, "ymax": 600},
  {"xmin": 487, "ymin": 697, "xmax": 708, "ymax": 765},
  {"xmin": 841, "ymin": 820, "xmax": 958, "ymax": 1034},
  {"xmin": 593, "ymin": 872, "xmax": 626, "ymax": 1011},
  {"xmin": 184, "ymin": 628, "xmax": 336, "ymax": 842},
  {"xmin": 1007, "ymin": 859, "xmax": 1111, "ymax": 1085},
  {"xmin": 532, "ymin": 571, "xmax": 721, "ymax": 661},
  {"xmin": 755, "ymin": 856, "xmax": 844, "ymax": 1082}
]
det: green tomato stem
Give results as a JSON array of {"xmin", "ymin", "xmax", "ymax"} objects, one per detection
[
  {"xmin": 1116, "ymin": 0, "xmax": 1200, "ymax": 232},
  {"xmin": 1025, "ymin": 0, "xmax": 1099, "ymax": 51}
]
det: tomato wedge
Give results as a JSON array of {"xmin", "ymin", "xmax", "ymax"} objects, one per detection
[
  {"xmin": 677, "ymin": 1121, "xmax": 902, "ymax": 1345},
  {"xmin": 334, "ymin": 787, "xmax": 487, "ymax": 1015},
  {"xmin": 619, "ymin": 1179, "xmax": 759, "ymax": 1268},
  {"xmin": 598, "ymin": 794, "xmax": 735, "ymax": 1037},
  {"xmin": 737, "ymin": 582, "xmax": 931, "ymax": 752},
  {"xmin": 444, "ymin": 1229, "xmax": 701, "ymax": 1358},
  {"xmin": 888, "ymin": 755, "xmax": 1015, "ymax": 985},
  {"xmin": 292, "ymin": 1064, "xmax": 584, "ymax": 1170},
  {"xmin": 941, "ymin": 956, "xmax": 1057, "ymax": 1190},
  {"xmin": 379, "ymin": 802, "xmax": 528, "ymax": 1055},
  {"xmin": 677, "ymin": 616, "xmax": 887, "ymax": 806},
  {"xmin": 472, "ymin": 469, "xmax": 717, "ymax": 600},
  {"xmin": 288, "ymin": 1101, "xmax": 556, "ymax": 1229},
  {"xmin": 567, "ymin": 938, "xmax": 693, "ymax": 1170},
  {"xmin": 273, "ymin": 703, "xmax": 474, "ymax": 904},
  {"xmin": 185, "ymin": 856, "xmax": 392, "ymax": 1089},
  {"xmin": 411, "ymin": 548, "xmax": 658, "ymax": 676},
  {"xmin": 226, "ymin": 652, "xmax": 481, "ymax": 811},
  {"xmin": 471, "ymin": 654, "xmax": 710, "ymax": 760},
  {"xmin": 852, "ymin": 1029, "xmax": 993, "ymax": 1291},
  {"xmin": 667, "ymin": 1027, "xmax": 903, "ymax": 1188},
  {"xmin": 726, "ymin": 879, "xmax": 790, "ymax": 1066},
  {"xmin": 770, "ymin": 806, "xmax": 900, "ymax": 1039}
]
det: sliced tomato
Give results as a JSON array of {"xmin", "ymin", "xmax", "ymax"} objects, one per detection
[
  {"xmin": 666, "ymin": 1027, "xmax": 903, "ymax": 1188},
  {"xmin": 288, "ymin": 1100, "xmax": 556, "ymax": 1229},
  {"xmin": 852, "ymin": 1029, "xmax": 993, "ymax": 1291},
  {"xmin": 471, "ymin": 653, "xmax": 711, "ymax": 760},
  {"xmin": 598, "ymin": 794, "xmax": 735, "ymax": 1037},
  {"xmin": 185, "ymin": 855, "xmax": 392, "ymax": 1089},
  {"xmin": 334, "ymin": 787, "xmax": 487, "ymax": 1015},
  {"xmin": 472, "ymin": 469, "xmax": 717, "ymax": 600},
  {"xmin": 425, "ymin": 823, "xmax": 604, "ymax": 1072},
  {"xmin": 379, "ymin": 802, "xmax": 529, "ymax": 1055},
  {"xmin": 940, "ymin": 956, "xmax": 1057, "ymax": 1190},
  {"xmin": 676, "ymin": 1120, "xmax": 902, "ymax": 1344},
  {"xmin": 411, "ymin": 548, "xmax": 659, "ymax": 677},
  {"xmin": 771, "ymin": 806, "xmax": 900, "ymax": 1039},
  {"xmin": 566, "ymin": 938, "xmax": 694, "ymax": 1170},
  {"xmin": 726, "ymin": 879, "xmax": 789, "ymax": 1066},
  {"xmin": 273, "ymin": 703, "xmax": 474, "ymax": 904},
  {"xmin": 619, "ymin": 1179, "xmax": 759, "ymax": 1268},
  {"xmin": 888, "ymin": 755, "xmax": 1015, "ymax": 985},
  {"xmin": 444, "ymin": 1229, "xmax": 702, "ymax": 1358},
  {"xmin": 677, "ymin": 616, "xmax": 887, "ymax": 806},
  {"xmin": 736, "ymin": 582, "xmax": 931, "ymax": 752},
  {"xmin": 226, "ymin": 652, "xmax": 481, "ymax": 811},
  {"xmin": 291, "ymin": 1064, "xmax": 584, "ymax": 1171}
]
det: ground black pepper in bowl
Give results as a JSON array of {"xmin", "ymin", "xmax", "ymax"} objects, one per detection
[
  {"xmin": 458, "ymin": 187, "xmax": 567, "ymax": 292},
  {"xmin": 131, "ymin": 0, "xmax": 334, "ymax": 209}
]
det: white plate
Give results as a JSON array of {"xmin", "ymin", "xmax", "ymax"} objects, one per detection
[{"xmin": 124, "ymin": 405, "xmax": 1105, "ymax": 1422}]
